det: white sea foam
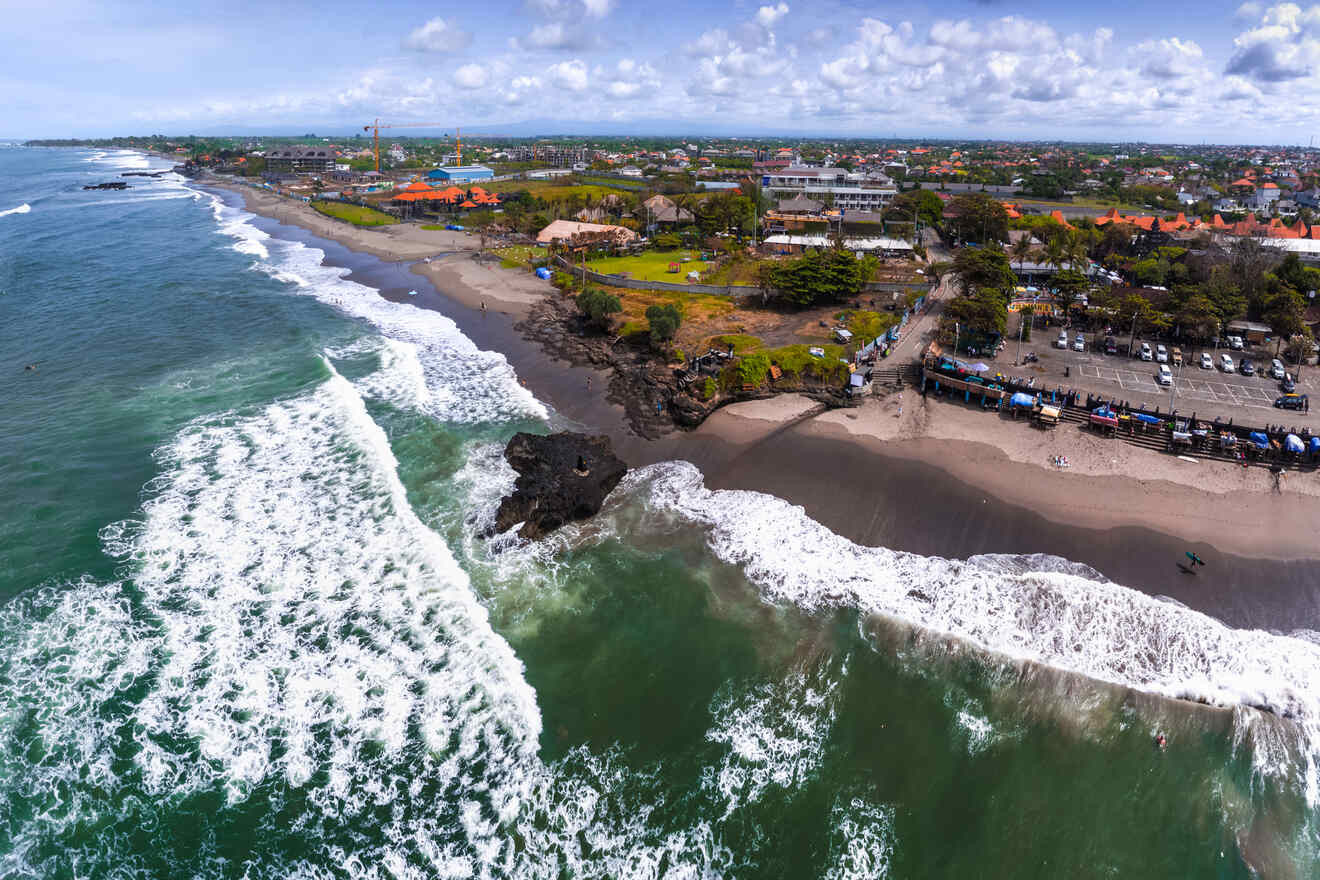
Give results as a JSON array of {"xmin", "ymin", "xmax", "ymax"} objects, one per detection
[
  {"xmin": 0, "ymin": 202, "xmax": 30, "ymax": 218},
  {"xmin": 825, "ymin": 797, "xmax": 896, "ymax": 880},
  {"xmin": 634, "ymin": 460, "xmax": 1320, "ymax": 803},
  {"xmin": 206, "ymin": 196, "xmax": 545, "ymax": 425},
  {"xmin": 3, "ymin": 365, "xmax": 736, "ymax": 877},
  {"xmin": 704, "ymin": 666, "xmax": 841, "ymax": 818}
]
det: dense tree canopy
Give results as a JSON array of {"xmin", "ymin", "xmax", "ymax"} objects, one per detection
[
  {"xmin": 947, "ymin": 193, "xmax": 1009, "ymax": 245},
  {"xmin": 951, "ymin": 246, "xmax": 1016, "ymax": 296},
  {"xmin": 645, "ymin": 303, "xmax": 682, "ymax": 342},
  {"xmin": 764, "ymin": 250, "xmax": 865, "ymax": 308},
  {"xmin": 575, "ymin": 287, "xmax": 622, "ymax": 331}
]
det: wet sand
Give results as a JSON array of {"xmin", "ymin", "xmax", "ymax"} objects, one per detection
[{"xmin": 207, "ymin": 184, "xmax": 1320, "ymax": 633}]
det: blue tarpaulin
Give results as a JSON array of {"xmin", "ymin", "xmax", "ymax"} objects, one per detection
[
  {"xmin": 1311, "ymin": 437, "xmax": 1320, "ymax": 454},
  {"xmin": 1286, "ymin": 434, "xmax": 1305, "ymax": 453},
  {"xmin": 535, "ymin": 267, "xmax": 553, "ymax": 280},
  {"xmin": 1010, "ymin": 392, "xmax": 1036, "ymax": 408},
  {"xmin": 1133, "ymin": 413, "xmax": 1163, "ymax": 426},
  {"xmin": 1248, "ymin": 431, "xmax": 1270, "ymax": 449}
]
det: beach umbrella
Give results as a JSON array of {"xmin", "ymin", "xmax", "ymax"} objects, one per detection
[
  {"xmin": 1249, "ymin": 431, "xmax": 1270, "ymax": 449},
  {"xmin": 1285, "ymin": 434, "xmax": 1305, "ymax": 454},
  {"xmin": 968, "ymin": 362, "xmax": 991, "ymax": 373}
]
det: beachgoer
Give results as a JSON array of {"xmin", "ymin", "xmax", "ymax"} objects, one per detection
[
  {"xmin": 481, "ymin": 300, "xmax": 487, "ymax": 312},
  {"xmin": 1156, "ymin": 734, "xmax": 1167, "ymax": 749}
]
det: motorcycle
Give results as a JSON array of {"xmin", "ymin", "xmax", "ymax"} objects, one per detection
[{"xmin": 1022, "ymin": 351, "xmax": 1039, "ymax": 364}]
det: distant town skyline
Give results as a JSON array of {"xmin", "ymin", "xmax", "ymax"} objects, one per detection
[{"xmin": 7, "ymin": 0, "xmax": 1320, "ymax": 143}]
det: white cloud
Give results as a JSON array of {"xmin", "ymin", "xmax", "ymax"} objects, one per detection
[
  {"xmin": 403, "ymin": 17, "xmax": 471, "ymax": 52},
  {"xmin": 755, "ymin": 2, "xmax": 789, "ymax": 28},
  {"xmin": 582, "ymin": 0, "xmax": 614, "ymax": 17},
  {"xmin": 453, "ymin": 63, "xmax": 488, "ymax": 89},
  {"xmin": 1227, "ymin": 2, "xmax": 1320, "ymax": 83},
  {"xmin": 547, "ymin": 59, "xmax": 589, "ymax": 91}
]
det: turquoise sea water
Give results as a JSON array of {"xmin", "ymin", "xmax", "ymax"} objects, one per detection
[{"xmin": 1, "ymin": 145, "xmax": 1318, "ymax": 878}]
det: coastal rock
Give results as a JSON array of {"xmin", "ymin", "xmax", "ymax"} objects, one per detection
[
  {"xmin": 492, "ymin": 431, "xmax": 628, "ymax": 540},
  {"xmin": 83, "ymin": 181, "xmax": 129, "ymax": 190}
]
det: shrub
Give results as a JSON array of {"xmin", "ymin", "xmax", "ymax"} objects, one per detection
[
  {"xmin": 575, "ymin": 287, "xmax": 622, "ymax": 331},
  {"xmin": 737, "ymin": 352, "xmax": 772, "ymax": 387},
  {"xmin": 702, "ymin": 377, "xmax": 717, "ymax": 399},
  {"xmin": 645, "ymin": 303, "xmax": 682, "ymax": 342}
]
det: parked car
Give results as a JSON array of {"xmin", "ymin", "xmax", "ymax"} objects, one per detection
[
  {"xmin": 1281, "ymin": 373, "xmax": 1296, "ymax": 393},
  {"xmin": 1056, "ymin": 331, "xmax": 1069, "ymax": 349},
  {"xmin": 1171, "ymin": 347, "xmax": 1183, "ymax": 367},
  {"xmin": 1270, "ymin": 358, "xmax": 1286, "ymax": 379},
  {"xmin": 1227, "ymin": 335, "xmax": 1245, "ymax": 350},
  {"xmin": 1219, "ymin": 353, "xmax": 1235, "ymax": 373},
  {"xmin": 1139, "ymin": 342, "xmax": 1153, "ymax": 361},
  {"xmin": 1199, "ymin": 352, "xmax": 1213, "ymax": 370},
  {"xmin": 1240, "ymin": 358, "xmax": 1256, "ymax": 376},
  {"xmin": 1157, "ymin": 364, "xmax": 1173, "ymax": 386},
  {"xmin": 1073, "ymin": 333, "xmax": 1085, "ymax": 352},
  {"xmin": 1275, "ymin": 393, "xmax": 1308, "ymax": 410},
  {"xmin": 1156, "ymin": 344, "xmax": 1168, "ymax": 363},
  {"xmin": 1104, "ymin": 336, "xmax": 1118, "ymax": 355}
]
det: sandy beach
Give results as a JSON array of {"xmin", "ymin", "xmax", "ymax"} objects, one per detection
[{"xmin": 199, "ymin": 174, "xmax": 1320, "ymax": 629}]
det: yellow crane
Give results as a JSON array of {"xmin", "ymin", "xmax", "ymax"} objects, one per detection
[{"xmin": 361, "ymin": 120, "xmax": 461, "ymax": 173}]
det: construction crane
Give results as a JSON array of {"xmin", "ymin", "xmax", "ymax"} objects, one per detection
[{"xmin": 362, "ymin": 120, "xmax": 460, "ymax": 173}]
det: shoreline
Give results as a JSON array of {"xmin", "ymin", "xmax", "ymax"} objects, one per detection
[{"xmin": 197, "ymin": 172, "xmax": 1320, "ymax": 631}]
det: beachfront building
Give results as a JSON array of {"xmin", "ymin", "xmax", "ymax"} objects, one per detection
[
  {"xmin": 427, "ymin": 164, "xmax": 495, "ymax": 184},
  {"xmin": 265, "ymin": 146, "xmax": 336, "ymax": 175},
  {"xmin": 761, "ymin": 233, "xmax": 913, "ymax": 258},
  {"xmin": 536, "ymin": 220, "xmax": 638, "ymax": 247},
  {"xmin": 761, "ymin": 165, "xmax": 896, "ymax": 214}
]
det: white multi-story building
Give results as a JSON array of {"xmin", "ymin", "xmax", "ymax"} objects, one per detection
[{"xmin": 760, "ymin": 165, "xmax": 896, "ymax": 214}]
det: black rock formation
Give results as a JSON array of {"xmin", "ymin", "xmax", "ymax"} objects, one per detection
[
  {"xmin": 83, "ymin": 181, "xmax": 129, "ymax": 190},
  {"xmin": 492, "ymin": 431, "xmax": 628, "ymax": 540}
]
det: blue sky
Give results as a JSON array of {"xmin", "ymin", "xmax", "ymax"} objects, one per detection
[{"xmin": 6, "ymin": 0, "xmax": 1320, "ymax": 143}]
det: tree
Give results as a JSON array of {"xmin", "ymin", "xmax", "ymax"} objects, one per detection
[
  {"xmin": 1010, "ymin": 234, "xmax": 1034, "ymax": 274},
  {"xmin": 1230, "ymin": 236, "xmax": 1274, "ymax": 316},
  {"xmin": 1053, "ymin": 269, "xmax": 1088, "ymax": 314},
  {"xmin": 944, "ymin": 288, "xmax": 1009, "ymax": 338},
  {"xmin": 645, "ymin": 303, "xmax": 682, "ymax": 343},
  {"xmin": 947, "ymin": 193, "xmax": 1009, "ymax": 244},
  {"xmin": 766, "ymin": 250, "xmax": 864, "ymax": 308},
  {"xmin": 1199, "ymin": 265, "xmax": 1247, "ymax": 328},
  {"xmin": 1174, "ymin": 294, "xmax": 1219, "ymax": 341},
  {"xmin": 885, "ymin": 189, "xmax": 943, "ymax": 228},
  {"xmin": 467, "ymin": 210, "xmax": 496, "ymax": 249},
  {"xmin": 1264, "ymin": 287, "xmax": 1307, "ymax": 355},
  {"xmin": 952, "ymin": 246, "xmax": 1016, "ymax": 296},
  {"xmin": 575, "ymin": 287, "xmax": 622, "ymax": 331}
]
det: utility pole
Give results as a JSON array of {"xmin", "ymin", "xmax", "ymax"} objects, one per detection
[
  {"xmin": 1016, "ymin": 309, "xmax": 1027, "ymax": 364},
  {"xmin": 1128, "ymin": 309, "xmax": 1139, "ymax": 358}
]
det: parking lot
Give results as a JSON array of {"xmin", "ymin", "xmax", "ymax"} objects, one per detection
[
  {"xmin": 997, "ymin": 333, "xmax": 1318, "ymax": 423},
  {"xmin": 1076, "ymin": 362, "xmax": 1299, "ymax": 409}
]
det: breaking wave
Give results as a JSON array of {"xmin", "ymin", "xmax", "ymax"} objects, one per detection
[
  {"xmin": 0, "ymin": 202, "xmax": 30, "ymax": 218},
  {"xmin": 634, "ymin": 460, "xmax": 1320, "ymax": 803},
  {"xmin": 206, "ymin": 194, "xmax": 545, "ymax": 425}
]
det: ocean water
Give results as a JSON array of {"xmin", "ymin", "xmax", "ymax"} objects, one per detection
[{"xmin": 1, "ymin": 144, "xmax": 1318, "ymax": 878}]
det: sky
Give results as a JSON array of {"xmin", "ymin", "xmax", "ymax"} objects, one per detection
[{"xmin": 6, "ymin": 0, "xmax": 1320, "ymax": 144}]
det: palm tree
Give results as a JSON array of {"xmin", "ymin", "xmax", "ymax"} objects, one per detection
[
  {"xmin": 1043, "ymin": 237, "xmax": 1066, "ymax": 274},
  {"xmin": 1010, "ymin": 234, "xmax": 1033, "ymax": 274}
]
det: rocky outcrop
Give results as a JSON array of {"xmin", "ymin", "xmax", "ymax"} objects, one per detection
[
  {"xmin": 83, "ymin": 181, "xmax": 129, "ymax": 190},
  {"xmin": 492, "ymin": 431, "xmax": 628, "ymax": 540}
]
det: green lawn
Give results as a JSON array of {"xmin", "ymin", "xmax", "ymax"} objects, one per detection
[
  {"xmin": 311, "ymin": 200, "xmax": 398, "ymax": 227},
  {"xmin": 588, "ymin": 251, "xmax": 713, "ymax": 283}
]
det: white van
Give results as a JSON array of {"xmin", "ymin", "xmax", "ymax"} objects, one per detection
[
  {"xmin": 1219, "ymin": 353, "xmax": 1235, "ymax": 373},
  {"xmin": 1156, "ymin": 344, "xmax": 1168, "ymax": 363},
  {"xmin": 1139, "ymin": 342, "xmax": 1153, "ymax": 361},
  {"xmin": 1157, "ymin": 364, "xmax": 1173, "ymax": 386}
]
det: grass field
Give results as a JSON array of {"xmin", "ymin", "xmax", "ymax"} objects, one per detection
[
  {"xmin": 501, "ymin": 181, "xmax": 635, "ymax": 203},
  {"xmin": 491, "ymin": 245, "xmax": 541, "ymax": 266},
  {"xmin": 310, "ymin": 200, "xmax": 398, "ymax": 227},
  {"xmin": 587, "ymin": 251, "xmax": 712, "ymax": 283}
]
